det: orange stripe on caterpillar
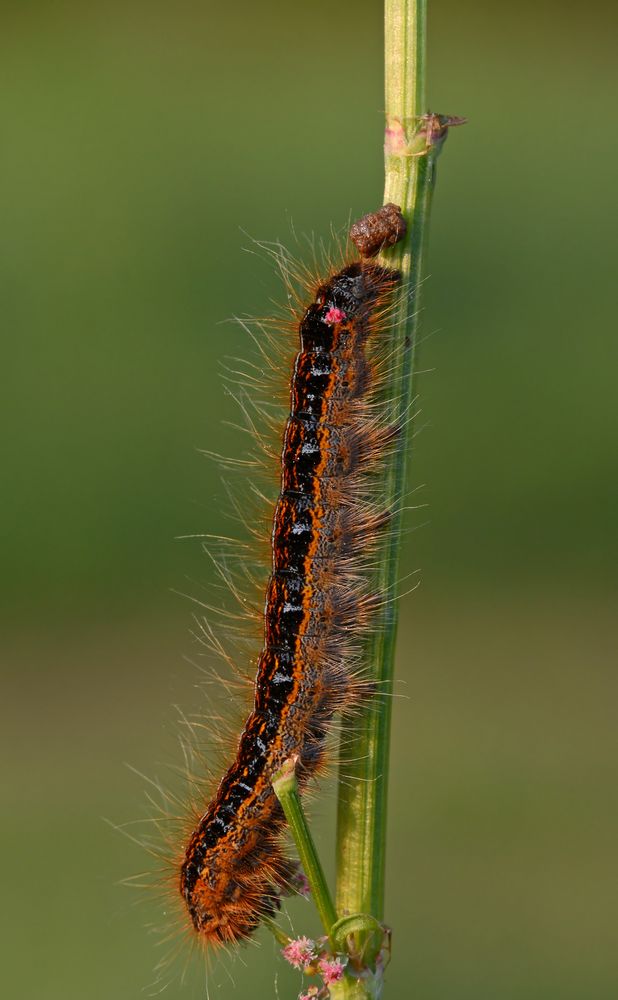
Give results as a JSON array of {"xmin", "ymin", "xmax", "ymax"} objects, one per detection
[{"xmin": 180, "ymin": 207, "xmax": 406, "ymax": 946}]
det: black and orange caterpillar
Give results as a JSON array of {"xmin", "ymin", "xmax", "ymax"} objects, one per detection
[{"xmin": 180, "ymin": 205, "xmax": 406, "ymax": 945}]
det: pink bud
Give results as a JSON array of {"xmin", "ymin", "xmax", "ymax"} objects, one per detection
[
  {"xmin": 282, "ymin": 936, "xmax": 317, "ymax": 969},
  {"xmin": 318, "ymin": 957, "xmax": 346, "ymax": 985}
]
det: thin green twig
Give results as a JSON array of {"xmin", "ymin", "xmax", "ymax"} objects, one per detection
[{"xmin": 272, "ymin": 756, "xmax": 338, "ymax": 940}]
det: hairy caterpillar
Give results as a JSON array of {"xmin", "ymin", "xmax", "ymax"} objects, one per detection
[{"xmin": 179, "ymin": 205, "xmax": 406, "ymax": 947}]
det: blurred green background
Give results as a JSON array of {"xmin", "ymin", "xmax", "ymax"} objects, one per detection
[{"xmin": 2, "ymin": 1, "xmax": 617, "ymax": 997}]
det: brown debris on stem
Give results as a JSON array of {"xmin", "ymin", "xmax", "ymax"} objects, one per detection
[{"xmin": 349, "ymin": 203, "xmax": 407, "ymax": 259}]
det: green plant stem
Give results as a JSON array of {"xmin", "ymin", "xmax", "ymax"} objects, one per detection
[
  {"xmin": 272, "ymin": 757, "xmax": 338, "ymax": 940},
  {"xmin": 335, "ymin": 0, "xmax": 454, "ymax": 980}
]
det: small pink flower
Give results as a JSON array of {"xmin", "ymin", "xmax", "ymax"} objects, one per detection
[
  {"xmin": 282, "ymin": 936, "xmax": 317, "ymax": 969},
  {"xmin": 324, "ymin": 306, "xmax": 346, "ymax": 324},
  {"xmin": 318, "ymin": 957, "xmax": 346, "ymax": 985}
]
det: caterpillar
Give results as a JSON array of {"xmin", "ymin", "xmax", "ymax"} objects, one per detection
[{"xmin": 179, "ymin": 204, "xmax": 407, "ymax": 947}]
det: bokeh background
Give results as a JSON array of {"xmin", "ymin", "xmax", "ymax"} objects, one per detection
[{"xmin": 2, "ymin": 1, "xmax": 617, "ymax": 997}]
